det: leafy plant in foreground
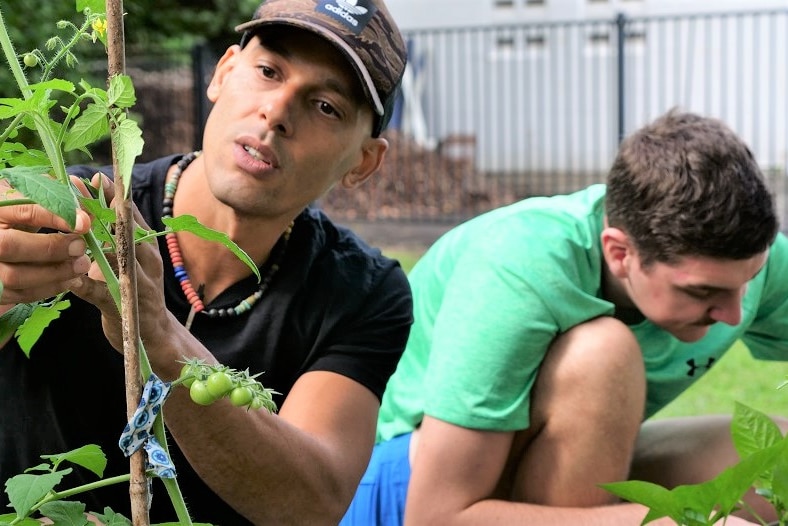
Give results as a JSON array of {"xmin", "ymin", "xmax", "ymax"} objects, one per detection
[{"xmin": 603, "ymin": 402, "xmax": 788, "ymax": 526}]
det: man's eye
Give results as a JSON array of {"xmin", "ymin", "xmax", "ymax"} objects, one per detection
[
  {"xmin": 685, "ymin": 289, "xmax": 712, "ymax": 300},
  {"xmin": 258, "ymin": 65, "xmax": 275, "ymax": 79},
  {"xmin": 318, "ymin": 101, "xmax": 338, "ymax": 117}
]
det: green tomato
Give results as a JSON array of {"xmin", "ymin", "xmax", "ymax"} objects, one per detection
[
  {"xmin": 206, "ymin": 371, "xmax": 234, "ymax": 398},
  {"xmin": 229, "ymin": 386, "xmax": 254, "ymax": 408},
  {"xmin": 22, "ymin": 53, "xmax": 38, "ymax": 67},
  {"xmin": 180, "ymin": 364, "xmax": 196, "ymax": 388},
  {"xmin": 189, "ymin": 380, "xmax": 217, "ymax": 406},
  {"xmin": 249, "ymin": 396, "xmax": 265, "ymax": 410}
]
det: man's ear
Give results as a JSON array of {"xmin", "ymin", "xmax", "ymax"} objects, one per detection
[
  {"xmin": 341, "ymin": 137, "xmax": 389, "ymax": 189},
  {"xmin": 206, "ymin": 45, "xmax": 242, "ymax": 103},
  {"xmin": 601, "ymin": 224, "xmax": 634, "ymax": 279}
]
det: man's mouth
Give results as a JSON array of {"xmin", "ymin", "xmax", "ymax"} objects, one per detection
[{"xmin": 244, "ymin": 144, "xmax": 267, "ymax": 163}]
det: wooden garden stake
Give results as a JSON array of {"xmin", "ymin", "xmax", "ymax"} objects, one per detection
[{"xmin": 104, "ymin": 1, "xmax": 150, "ymax": 524}]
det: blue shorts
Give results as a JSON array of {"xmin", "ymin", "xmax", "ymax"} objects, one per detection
[{"xmin": 339, "ymin": 432, "xmax": 412, "ymax": 526}]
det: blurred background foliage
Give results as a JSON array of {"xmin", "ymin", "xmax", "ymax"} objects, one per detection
[
  {"xmin": 0, "ymin": 0, "xmax": 260, "ymax": 164},
  {"xmin": 0, "ymin": 0, "xmax": 259, "ymax": 91}
]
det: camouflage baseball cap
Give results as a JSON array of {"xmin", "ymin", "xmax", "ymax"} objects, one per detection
[{"xmin": 236, "ymin": 0, "xmax": 407, "ymax": 137}]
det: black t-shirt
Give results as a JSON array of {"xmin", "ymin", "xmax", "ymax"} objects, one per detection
[{"xmin": 0, "ymin": 154, "xmax": 413, "ymax": 525}]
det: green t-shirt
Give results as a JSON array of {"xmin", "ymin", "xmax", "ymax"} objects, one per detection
[{"xmin": 376, "ymin": 184, "xmax": 788, "ymax": 442}]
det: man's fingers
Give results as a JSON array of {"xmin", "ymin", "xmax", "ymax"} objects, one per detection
[
  {"xmin": 0, "ymin": 229, "xmax": 88, "ymax": 264},
  {"xmin": 90, "ymin": 171, "xmax": 116, "ymax": 203},
  {"xmin": 69, "ymin": 275, "xmax": 119, "ymax": 317},
  {"xmin": 0, "ymin": 201, "xmax": 90, "ymax": 234}
]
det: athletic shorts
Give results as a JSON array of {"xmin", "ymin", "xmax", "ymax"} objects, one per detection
[{"xmin": 339, "ymin": 432, "xmax": 412, "ymax": 526}]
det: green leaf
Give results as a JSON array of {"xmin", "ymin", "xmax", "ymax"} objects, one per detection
[
  {"xmin": 26, "ymin": 79, "xmax": 76, "ymax": 95},
  {"xmin": 64, "ymin": 103, "xmax": 109, "ymax": 152},
  {"xmin": 0, "ymin": 303, "xmax": 35, "ymax": 348},
  {"xmin": 163, "ymin": 215, "xmax": 261, "ymax": 281},
  {"xmin": 38, "ymin": 500, "xmax": 90, "ymax": 525},
  {"xmin": 15, "ymin": 299, "xmax": 71, "ymax": 355},
  {"xmin": 0, "ymin": 97, "xmax": 25, "ymax": 119},
  {"xmin": 770, "ymin": 452, "xmax": 788, "ymax": 508},
  {"xmin": 5, "ymin": 469, "xmax": 71, "ymax": 517},
  {"xmin": 92, "ymin": 508, "xmax": 132, "ymax": 526},
  {"xmin": 111, "ymin": 117, "xmax": 144, "ymax": 198},
  {"xmin": 79, "ymin": 193, "xmax": 116, "ymax": 247},
  {"xmin": 107, "ymin": 75, "xmax": 135, "ymax": 109},
  {"xmin": 731, "ymin": 402, "xmax": 783, "ymax": 458},
  {"xmin": 0, "ymin": 165, "xmax": 79, "ymax": 228},
  {"xmin": 41, "ymin": 444, "xmax": 107, "ymax": 478},
  {"xmin": 0, "ymin": 512, "xmax": 39, "ymax": 525},
  {"xmin": 601, "ymin": 480, "xmax": 682, "ymax": 524},
  {"xmin": 76, "ymin": 0, "xmax": 105, "ymax": 15}
]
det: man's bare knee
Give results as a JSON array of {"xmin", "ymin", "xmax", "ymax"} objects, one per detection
[
  {"xmin": 532, "ymin": 316, "xmax": 645, "ymax": 422},
  {"xmin": 512, "ymin": 317, "xmax": 646, "ymax": 506}
]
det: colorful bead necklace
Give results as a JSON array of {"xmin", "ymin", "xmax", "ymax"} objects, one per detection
[{"xmin": 163, "ymin": 151, "xmax": 292, "ymax": 328}]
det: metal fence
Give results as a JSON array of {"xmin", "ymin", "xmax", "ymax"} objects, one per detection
[{"xmin": 126, "ymin": 9, "xmax": 788, "ymax": 228}]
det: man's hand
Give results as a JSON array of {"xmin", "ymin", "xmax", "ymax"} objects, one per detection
[
  {"xmin": 0, "ymin": 178, "xmax": 91, "ymax": 305},
  {"xmin": 68, "ymin": 172, "xmax": 170, "ymax": 353}
]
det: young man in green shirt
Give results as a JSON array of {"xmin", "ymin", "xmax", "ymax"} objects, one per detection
[{"xmin": 343, "ymin": 109, "xmax": 787, "ymax": 525}]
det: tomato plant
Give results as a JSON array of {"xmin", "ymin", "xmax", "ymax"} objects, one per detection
[{"xmin": 0, "ymin": 3, "xmax": 277, "ymax": 525}]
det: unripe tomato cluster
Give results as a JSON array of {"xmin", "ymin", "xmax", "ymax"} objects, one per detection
[{"xmin": 178, "ymin": 360, "xmax": 278, "ymax": 413}]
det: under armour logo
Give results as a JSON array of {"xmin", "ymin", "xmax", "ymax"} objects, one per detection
[{"xmin": 686, "ymin": 357, "xmax": 716, "ymax": 376}]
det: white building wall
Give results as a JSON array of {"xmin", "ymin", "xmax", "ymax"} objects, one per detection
[{"xmin": 388, "ymin": 0, "xmax": 788, "ymax": 29}]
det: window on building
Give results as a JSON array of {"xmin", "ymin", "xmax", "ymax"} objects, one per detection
[
  {"xmin": 526, "ymin": 0, "xmax": 545, "ymax": 5},
  {"xmin": 494, "ymin": 0, "xmax": 515, "ymax": 8}
]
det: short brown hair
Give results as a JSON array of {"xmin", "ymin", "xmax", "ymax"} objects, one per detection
[{"xmin": 605, "ymin": 109, "xmax": 778, "ymax": 266}]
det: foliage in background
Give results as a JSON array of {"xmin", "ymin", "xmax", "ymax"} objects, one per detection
[{"xmin": 0, "ymin": 0, "xmax": 259, "ymax": 95}]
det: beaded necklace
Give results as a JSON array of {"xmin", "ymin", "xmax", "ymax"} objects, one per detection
[{"xmin": 163, "ymin": 151, "xmax": 292, "ymax": 329}]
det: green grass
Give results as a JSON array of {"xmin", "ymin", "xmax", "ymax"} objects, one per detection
[
  {"xmin": 654, "ymin": 340, "xmax": 788, "ymax": 419},
  {"xmin": 383, "ymin": 247, "xmax": 788, "ymax": 419}
]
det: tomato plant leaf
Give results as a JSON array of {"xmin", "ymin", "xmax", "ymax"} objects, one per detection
[
  {"xmin": 0, "ymin": 512, "xmax": 39, "ymax": 525},
  {"xmin": 76, "ymin": 0, "xmax": 106, "ymax": 15},
  {"xmin": 5, "ymin": 469, "xmax": 72, "ymax": 517},
  {"xmin": 163, "ymin": 215, "xmax": 261, "ymax": 281},
  {"xmin": 0, "ymin": 97, "xmax": 25, "ymax": 119},
  {"xmin": 41, "ymin": 444, "xmax": 107, "ymax": 478},
  {"xmin": 0, "ymin": 303, "xmax": 34, "ymax": 346},
  {"xmin": 38, "ymin": 499, "xmax": 89, "ymax": 525},
  {"xmin": 64, "ymin": 103, "xmax": 109, "ymax": 152},
  {"xmin": 107, "ymin": 74, "xmax": 135, "ymax": 109},
  {"xmin": 92, "ymin": 508, "xmax": 132, "ymax": 526},
  {"xmin": 15, "ymin": 299, "xmax": 70, "ymax": 356},
  {"xmin": 27, "ymin": 79, "xmax": 76, "ymax": 95},
  {"xmin": 0, "ymin": 166, "xmax": 78, "ymax": 228},
  {"xmin": 111, "ymin": 117, "xmax": 144, "ymax": 199}
]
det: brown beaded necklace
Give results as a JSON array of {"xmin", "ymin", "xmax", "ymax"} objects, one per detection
[{"xmin": 163, "ymin": 151, "xmax": 292, "ymax": 328}]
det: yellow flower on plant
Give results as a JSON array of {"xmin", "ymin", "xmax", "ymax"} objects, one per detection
[{"xmin": 92, "ymin": 17, "xmax": 107, "ymax": 38}]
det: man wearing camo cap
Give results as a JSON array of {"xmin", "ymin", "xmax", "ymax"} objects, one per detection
[{"xmin": 0, "ymin": 1, "xmax": 411, "ymax": 525}]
